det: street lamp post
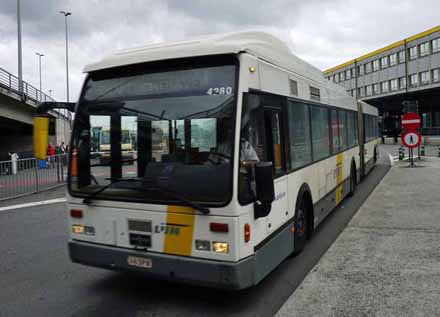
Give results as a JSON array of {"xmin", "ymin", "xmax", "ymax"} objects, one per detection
[
  {"xmin": 60, "ymin": 11, "xmax": 71, "ymax": 102},
  {"xmin": 17, "ymin": 0, "xmax": 23, "ymax": 95},
  {"xmin": 35, "ymin": 52, "xmax": 44, "ymax": 93}
]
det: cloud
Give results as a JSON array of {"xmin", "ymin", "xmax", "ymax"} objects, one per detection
[{"xmin": 0, "ymin": 0, "xmax": 438, "ymax": 101}]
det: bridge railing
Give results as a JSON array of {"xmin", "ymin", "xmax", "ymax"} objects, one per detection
[{"xmin": 0, "ymin": 67, "xmax": 72, "ymax": 120}]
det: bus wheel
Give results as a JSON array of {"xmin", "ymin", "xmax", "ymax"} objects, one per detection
[
  {"xmin": 293, "ymin": 197, "xmax": 308, "ymax": 255},
  {"xmin": 348, "ymin": 164, "xmax": 356, "ymax": 196},
  {"xmin": 374, "ymin": 148, "xmax": 378, "ymax": 163}
]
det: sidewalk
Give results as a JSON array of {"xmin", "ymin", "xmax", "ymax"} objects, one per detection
[{"xmin": 277, "ymin": 156, "xmax": 440, "ymax": 316}]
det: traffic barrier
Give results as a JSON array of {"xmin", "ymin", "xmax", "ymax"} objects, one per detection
[
  {"xmin": 399, "ymin": 146, "xmax": 405, "ymax": 160},
  {"xmin": 0, "ymin": 154, "xmax": 67, "ymax": 201}
]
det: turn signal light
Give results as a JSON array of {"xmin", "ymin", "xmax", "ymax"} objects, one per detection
[
  {"xmin": 244, "ymin": 223, "xmax": 250, "ymax": 242},
  {"xmin": 70, "ymin": 209, "xmax": 83, "ymax": 219},
  {"xmin": 210, "ymin": 222, "xmax": 229, "ymax": 233}
]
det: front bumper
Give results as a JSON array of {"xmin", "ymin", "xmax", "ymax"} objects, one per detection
[{"xmin": 68, "ymin": 240, "xmax": 255, "ymax": 289}]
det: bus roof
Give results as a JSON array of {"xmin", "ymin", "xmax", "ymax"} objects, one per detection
[{"xmin": 83, "ymin": 31, "xmax": 325, "ymax": 82}]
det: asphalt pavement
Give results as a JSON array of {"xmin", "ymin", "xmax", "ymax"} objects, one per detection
[{"xmin": 0, "ymin": 150, "xmax": 390, "ymax": 317}]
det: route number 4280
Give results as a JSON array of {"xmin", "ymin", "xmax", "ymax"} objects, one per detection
[{"xmin": 206, "ymin": 87, "xmax": 233, "ymax": 95}]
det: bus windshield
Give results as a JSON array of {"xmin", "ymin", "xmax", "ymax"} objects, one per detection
[{"xmin": 70, "ymin": 60, "xmax": 237, "ymax": 205}]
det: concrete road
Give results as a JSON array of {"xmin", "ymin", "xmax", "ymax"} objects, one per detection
[{"xmin": 0, "ymin": 150, "xmax": 390, "ymax": 317}]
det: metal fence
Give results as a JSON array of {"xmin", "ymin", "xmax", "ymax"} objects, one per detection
[{"xmin": 0, "ymin": 154, "xmax": 67, "ymax": 201}]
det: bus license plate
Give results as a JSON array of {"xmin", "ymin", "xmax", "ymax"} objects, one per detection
[{"xmin": 127, "ymin": 256, "xmax": 152, "ymax": 269}]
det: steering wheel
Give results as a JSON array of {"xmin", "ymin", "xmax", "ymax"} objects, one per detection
[{"xmin": 206, "ymin": 151, "xmax": 231, "ymax": 165}]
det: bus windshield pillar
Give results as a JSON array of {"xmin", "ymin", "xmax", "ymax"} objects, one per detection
[
  {"xmin": 110, "ymin": 114, "xmax": 122, "ymax": 180},
  {"xmin": 137, "ymin": 119, "xmax": 151, "ymax": 177}
]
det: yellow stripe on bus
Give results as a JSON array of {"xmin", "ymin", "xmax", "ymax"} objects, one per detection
[
  {"xmin": 163, "ymin": 205, "xmax": 195, "ymax": 256},
  {"xmin": 335, "ymin": 153, "xmax": 343, "ymax": 204}
]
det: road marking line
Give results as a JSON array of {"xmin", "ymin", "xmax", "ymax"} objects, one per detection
[{"xmin": 0, "ymin": 197, "xmax": 66, "ymax": 212}]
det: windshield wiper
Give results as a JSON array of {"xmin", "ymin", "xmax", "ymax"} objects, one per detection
[{"xmin": 82, "ymin": 177, "xmax": 210, "ymax": 214}]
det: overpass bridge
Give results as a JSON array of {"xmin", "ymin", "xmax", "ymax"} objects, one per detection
[
  {"xmin": 0, "ymin": 68, "xmax": 72, "ymax": 161},
  {"xmin": 0, "ymin": 67, "xmax": 71, "ymax": 160}
]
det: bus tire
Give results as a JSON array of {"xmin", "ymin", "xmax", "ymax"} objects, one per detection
[
  {"xmin": 348, "ymin": 163, "xmax": 356, "ymax": 197},
  {"xmin": 373, "ymin": 147, "xmax": 378, "ymax": 163},
  {"xmin": 293, "ymin": 194, "xmax": 311, "ymax": 255}
]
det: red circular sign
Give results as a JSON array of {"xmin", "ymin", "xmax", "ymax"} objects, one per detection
[
  {"xmin": 401, "ymin": 130, "xmax": 421, "ymax": 148},
  {"xmin": 401, "ymin": 112, "xmax": 421, "ymax": 131}
]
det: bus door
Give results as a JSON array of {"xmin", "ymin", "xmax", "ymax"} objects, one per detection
[
  {"xmin": 261, "ymin": 98, "xmax": 288, "ymax": 235},
  {"xmin": 357, "ymin": 102, "xmax": 365, "ymax": 179}
]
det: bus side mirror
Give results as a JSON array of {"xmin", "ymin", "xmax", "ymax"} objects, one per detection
[{"xmin": 254, "ymin": 161, "xmax": 275, "ymax": 219}]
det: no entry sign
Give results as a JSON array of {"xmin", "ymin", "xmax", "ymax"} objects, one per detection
[
  {"xmin": 401, "ymin": 112, "xmax": 421, "ymax": 131},
  {"xmin": 401, "ymin": 130, "xmax": 421, "ymax": 148}
]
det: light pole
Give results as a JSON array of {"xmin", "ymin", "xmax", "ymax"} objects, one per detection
[
  {"xmin": 60, "ymin": 11, "xmax": 71, "ymax": 102},
  {"xmin": 17, "ymin": 0, "xmax": 23, "ymax": 94},
  {"xmin": 35, "ymin": 52, "xmax": 44, "ymax": 92}
]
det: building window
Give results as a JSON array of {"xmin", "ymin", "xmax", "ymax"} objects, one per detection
[
  {"xmin": 373, "ymin": 83, "xmax": 380, "ymax": 94},
  {"xmin": 398, "ymin": 50, "xmax": 406, "ymax": 63},
  {"xmin": 350, "ymin": 68, "xmax": 355, "ymax": 78},
  {"xmin": 358, "ymin": 65, "xmax": 364, "ymax": 76},
  {"xmin": 420, "ymin": 71, "xmax": 430, "ymax": 85},
  {"xmin": 345, "ymin": 69, "xmax": 351, "ymax": 80},
  {"xmin": 365, "ymin": 62, "xmax": 372, "ymax": 73},
  {"xmin": 310, "ymin": 86, "xmax": 321, "ymax": 101},
  {"xmin": 409, "ymin": 74, "xmax": 418, "ymax": 87},
  {"xmin": 289, "ymin": 79, "xmax": 298, "ymax": 96},
  {"xmin": 389, "ymin": 53, "xmax": 397, "ymax": 66},
  {"xmin": 433, "ymin": 38, "xmax": 440, "ymax": 53},
  {"xmin": 341, "ymin": 72, "xmax": 346, "ymax": 81},
  {"xmin": 381, "ymin": 56, "xmax": 388, "ymax": 68},
  {"xmin": 335, "ymin": 74, "xmax": 339, "ymax": 83},
  {"xmin": 358, "ymin": 87, "xmax": 365, "ymax": 97},
  {"xmin": 381, "ymin": 81, "xmax": 389, "ymax": 93},
  {"xmin": 366, "ymin": 85, "xmax": 372, "ymax": 96},
  {"xmin": 390, "ymin": 79, "xmax": 398, "ymax": 91},
  {"xmin": 420, "ymin": 42, "xmax": 430, "ymax": 57},
  {"xmin": 399, "ymin": 77, "xmax": 407, "ymax": 89},
  {"xmin": 372, "ymin": 59, "xmax": 380, "ymax": 71},
  {"xmin": 433, "ymin": 69, "xmax": 440, "ymax": 82},
  {"xmin": 408, "ymin": 46, "xmax": 418, "ymax": 60},
  {"xmin": 333, "ymin": 74, "xmax": 337, "ymax": 82}
]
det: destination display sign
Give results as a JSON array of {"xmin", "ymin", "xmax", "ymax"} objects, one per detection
[{"xmin": 84, "ymin": 65, "xmax": 236, "ymax": 101}]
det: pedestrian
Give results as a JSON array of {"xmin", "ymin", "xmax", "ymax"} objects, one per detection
[{"xmin": 47, "ymin": 143, "xmax": 55, "ymax": 167}]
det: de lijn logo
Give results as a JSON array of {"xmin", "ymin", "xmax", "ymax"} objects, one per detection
[{"xmin": 154, "ymin": 222, "xmax": 188, "ymax": 236}]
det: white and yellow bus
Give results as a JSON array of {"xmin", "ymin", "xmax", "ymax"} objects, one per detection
[{"xmin": 63, "ymin": 32, "xmax": 379, "ymax": 289}]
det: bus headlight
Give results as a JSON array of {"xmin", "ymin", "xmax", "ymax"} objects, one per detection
[
  {"xmin": 72, "ymin": 224, "xmax": 84, "ymax": 234},
  {"xmin": 72, "ymin": 225, "xmax": 95, "ymax": 236},
  {"xmin": 213, "ymin": 241, "xmax": 229, "ymax": 254}
]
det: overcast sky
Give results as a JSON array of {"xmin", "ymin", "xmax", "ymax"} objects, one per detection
[{"xmin": 0, "ymin": 0, "xmax": 439, "ymax": 101}]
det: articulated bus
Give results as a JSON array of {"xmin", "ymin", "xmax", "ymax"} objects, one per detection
[{"xmin": 54, "ymin": 32, "xmax": 379, "ymax": 289}]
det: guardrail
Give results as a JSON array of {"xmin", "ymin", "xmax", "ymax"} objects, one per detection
[
  {"xmin": 0, "ymin": 67, "xmax": 72, "ymax": 121},
  {"xmin": 0, "ymin": 154, "xmax": 67, "ymax": 201}
]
